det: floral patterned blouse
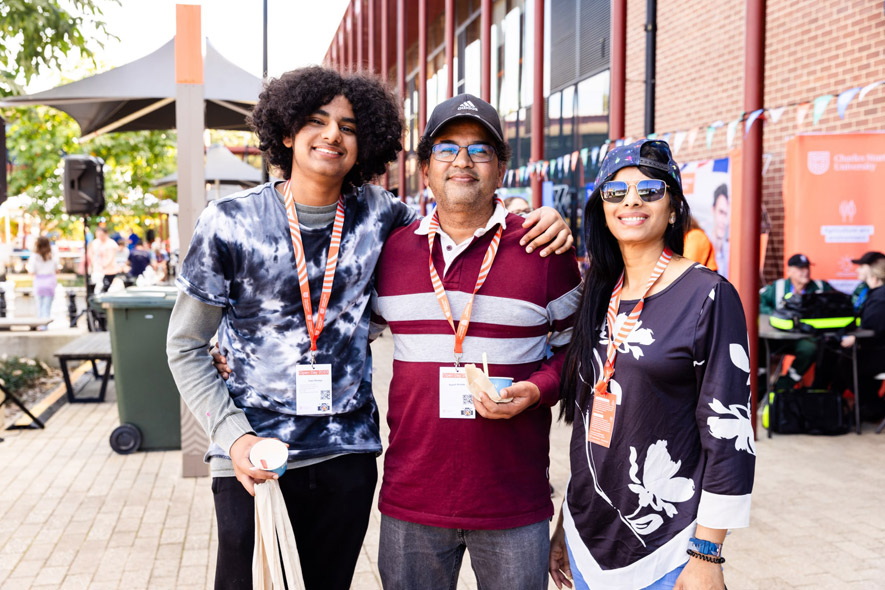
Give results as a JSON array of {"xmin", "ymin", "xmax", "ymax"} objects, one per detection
[{"xmin": 563, "ymin": 264, "xmax": 756, "ymax": 590}]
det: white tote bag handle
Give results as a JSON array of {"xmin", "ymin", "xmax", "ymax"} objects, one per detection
[{"xmin": 253, "ymin": 480, "xmax": 306, "ymax": 590}]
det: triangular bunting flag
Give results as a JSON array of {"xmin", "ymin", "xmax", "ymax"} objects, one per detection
[
  {"xmin": 767, "ymin": 105, "xmax": 786, "ymax": 124},
  {"xmin": 598, "ymin": 143, "xmax": 609, "ymax": 164},
  {"xmin": 705, "ymin": 121, "xmax": 724, "ymax": 150},
  {"xmin": 812, "ymin": 94, "xmax": 833, "ymax": 125},
  {"xmin": 646, "ymin": 133, "xmax": 657, "ymax": 140},
  {"xmin": 745, "ymin": 109, "xmax": 764, "ymax": 135},
  {"xmin": 562, "ymin": 155, "xmax": 570, "ymax": 175},
  {"xmin": 590, "ymin": 147, "xmax": 599, "ymax": 166},
  {"xmin": 837, "ymin": 87, "xmax": 861, "ymax": 119},
  {"xmin": 796, "ymin": 102, "xmax": 811, "ymax": 125},
  {"xmin": 673, "ymin": 131, "xmax": 687, "ymax": 155},
  {"xmin": 624, "ymin": 137, "xmax": 635, "ymax": 145},
  {"xmin": 687, "ymin": 128, "xmax": 698, "ymax": 148},
  {"xmin": 580, "ymin": 147, "xmax": 590, "ymax": 167},
  {"xmin": 859, "ymin": 80, "xmax": 884, "ymax": 102},
  {"xmin": 726, "ymin": 119, "xmax": 740, "ymax": 148},
  {"xmin": 571, "ymin": 151, "xmax": 579, "ymax": 171},
  {"xmin": 661, "ymin": 132, "xmax": 672, "ymax": 145}
]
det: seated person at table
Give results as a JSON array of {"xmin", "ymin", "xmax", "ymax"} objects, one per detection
[
  {"xmin": 759, "ymin": 253, "xmax": 834, "ymax": 388},
  {"xmin": 838, "ymin": 258, "xmax": 885, "ymax": 421},
  {"xmin": 850, "ymin": 251, "xmax": 885, "ymax": 311}
]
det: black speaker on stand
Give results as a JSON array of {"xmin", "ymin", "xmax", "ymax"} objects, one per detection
[{"xmin": 63, "ymin": 155, "xmax": 105, "ymax": 326}]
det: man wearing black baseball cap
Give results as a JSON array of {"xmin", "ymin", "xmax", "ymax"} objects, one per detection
[
  {"xmin": 372, "ymin": 93, "xmax": 581, "ymax": 589},
  {"xmin": 759, "ymin": 253, "xmax": 835, "ymax": 387},
  {"xmin": 850, "ymin": 251, "xmax": 885, "ymax": 311}
]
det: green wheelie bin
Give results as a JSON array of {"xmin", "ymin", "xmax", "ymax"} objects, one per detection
[{"xmin": 95, "ymin": 287, "xmax": 181, "ymax": 454}]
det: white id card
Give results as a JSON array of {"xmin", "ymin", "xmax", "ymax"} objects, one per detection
[
  {"xmin": 295, "ymin": 364, "xmax": 333, "ymax": 415},
  {"xmin": 439, "ymin": 367, "xmax": 475, "ymax": 419}
]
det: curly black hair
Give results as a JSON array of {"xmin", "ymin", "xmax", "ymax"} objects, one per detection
[
  {"xmin": 248, "ymin": 66, "xmax": 404, "ymax": 191},
  {"xmin": 416, "ymin": 120, "xmax": 512, "ymax": 167}
]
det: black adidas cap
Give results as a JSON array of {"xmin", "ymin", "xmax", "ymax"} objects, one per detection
[{"xmin": 424, "ymin": 93, "xmax": 504, "ymax": 143}]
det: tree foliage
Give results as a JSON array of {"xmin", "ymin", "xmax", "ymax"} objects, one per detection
[
  {"xmin": 4, "ymin": 104, "xmax": 178, "ymax": 233},
  {"xmin": 0, "ymin": 0, "xmax": 118, "ymax": 96}
]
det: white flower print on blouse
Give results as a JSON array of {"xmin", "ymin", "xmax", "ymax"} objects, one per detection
[
  {"xmin": 624, "ymin": 440, "xmax": 696, "ymax": 536},
  {"xmin": 598, "ymin": 313, "xmax": 655, "ymax": 360},
  {"xmin": 706, "ymin": 342, "xmax": 757, "ymax": 456}
]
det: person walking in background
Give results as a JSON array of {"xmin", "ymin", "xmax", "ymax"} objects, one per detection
[
  {"xmin": 88, "ymin": 227, "xmax": 120, "ymax": 293},
  {"xmin": 550, "ymin": 140, "xmax": 755, "ymax": 590},
  {"xmin": 28, "ymin": 236, "xmax": 58, "ymax": 326},
  {"xmin": 683, "ymin": 216, "xmax": 718, "ymax": 272}
]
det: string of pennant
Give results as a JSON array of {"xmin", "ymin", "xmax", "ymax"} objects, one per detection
[{"xmin": 504, "ymin": 78, "xmax": 885, "ymax": 188}]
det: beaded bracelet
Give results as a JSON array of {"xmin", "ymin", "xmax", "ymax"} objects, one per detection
[{"xmin": 687, "ymin": 548, "xmax": 726, "ymax": 564}]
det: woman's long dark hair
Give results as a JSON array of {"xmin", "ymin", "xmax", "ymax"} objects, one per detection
[{"xmin": 559, "ymin": 142, "xmax": 690, "ymax": 423}]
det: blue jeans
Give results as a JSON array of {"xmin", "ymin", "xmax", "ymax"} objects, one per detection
[
  {"xmin": 36, "ymin": 295, "xmax": 53, "ymax": 319},
  {"xmin": 378, "ymin": 514, "xmax": 549, "ymax": 590},
  {"xmin": 565, "ymin": 541, "xmax": 686, "ymax": 590}
]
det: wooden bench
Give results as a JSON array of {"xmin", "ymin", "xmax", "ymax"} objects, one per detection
[
  {"xmin": 54, "ymin": 332, "xmax": 113, "ymax": 403},
  {"xmin": 0, "ymin": 317, "xmax": 52, "ymax": 331}
]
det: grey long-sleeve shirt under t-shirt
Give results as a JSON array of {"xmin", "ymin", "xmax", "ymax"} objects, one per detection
[{"xmin": 167, "ymin": 184, "xmax": 416, "ymax": 477}]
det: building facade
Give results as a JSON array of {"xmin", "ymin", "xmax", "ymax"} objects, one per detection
[{"xmin": 326, "ymin": 0, "xmax": 885, "ymax": 281}]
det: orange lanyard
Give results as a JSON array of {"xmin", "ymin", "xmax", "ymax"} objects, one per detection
[
  {"xmin": 283, "ymin": 180, "xmax": 346, "ymax": 364},
  {"xmin": 594, "ymin": 247, "xmax": 673, "ymax": 395},
  {"xmin": 427, "ymin": 199, "xmax": 505, "ymax": 365}
]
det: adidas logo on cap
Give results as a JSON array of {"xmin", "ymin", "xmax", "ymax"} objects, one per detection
[{"xmin": 457, "ymin": 100, "xmax": 478, "ymax": 111}]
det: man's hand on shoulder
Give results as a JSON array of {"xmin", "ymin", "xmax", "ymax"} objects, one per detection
[
  {"xmin": 473, "ymin": 381, "xmax": 541, "ymax": 419},
  {"xmin": 519, "ymin": 206, "xmax": 573, "ymax": 257}
]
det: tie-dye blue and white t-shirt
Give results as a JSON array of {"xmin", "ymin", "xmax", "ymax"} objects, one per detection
[{"xmin": 177, "ymin": 181, "xmax": 417, "ymax": 462}]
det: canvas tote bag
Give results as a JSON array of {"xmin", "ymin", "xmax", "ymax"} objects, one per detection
[{"xmin": 252, "ymin": 480, "xmax": 306, "ymax": 590}]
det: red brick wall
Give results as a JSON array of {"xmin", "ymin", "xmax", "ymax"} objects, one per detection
[{"xmin": 623, "ymin": 0, "xmax": 885, "ymax": 282}]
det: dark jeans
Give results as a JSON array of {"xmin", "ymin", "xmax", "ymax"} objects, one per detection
[
  {"xmin": 101, "ymin": 273, "xmax": 117, "ymax": 293},
  {"xmin": 378, "ymin": 514, "xmax": 550, "ymax": 590},
  {"xmin": 212, "ymin": 452, "xmax": 377, "ymax": 590}
]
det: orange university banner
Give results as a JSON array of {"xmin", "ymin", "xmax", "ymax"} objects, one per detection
[{"xmin": 783, "ymin": 133, "xmax": 885, "ymax": 293}]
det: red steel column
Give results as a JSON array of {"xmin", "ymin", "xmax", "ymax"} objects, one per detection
[
  {"xmin": 530, "ymin": 0, "xmax": 545, "ymax": 208},
  {"xmin": 368, "ymin": 0, "xmax": 375, "ymax": 72},
  {"xmin": 348, "ymin": 3, "xmax": 355, "ymax": 70},
  {"xmin": 418, "ymin": 0, "xmax": 427, "ymax": 213},
  {"xmin": 338, "ymin": 27, "xmax": 345, "ymax": 71},
  {"xmin": 397, "ymin": 0, "xmax": 406, "ymax": 201},
  {"xmin": 610, "ymin": 0, "xmax": 627, "ymax": 140},
  {"xmin": 381, "ymin": 0, "xmax": 390, "ymax": 188},
  {"xmin": 357, "ymin": 0, "xmax": 364, "ymax": 70},
  {"xmin": 445, "ymin": 0, "xmax": 454, "ymax": 97},
  {"xmin": 480, "ymin": 0, "xmax": 492, "ymax": 102},
  {"xmin": 742, "ymin": 0, "xmax": 765, "ymax": 435}
]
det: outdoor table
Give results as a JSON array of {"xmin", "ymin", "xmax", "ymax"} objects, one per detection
[{"xmin": 759, "ymin": 314, "xmax": 875, "ymax": 435}]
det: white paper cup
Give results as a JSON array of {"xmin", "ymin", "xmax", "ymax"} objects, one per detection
[{"xmin": 249, "ymin": 439, "xmax": 288, "ymax": 476}]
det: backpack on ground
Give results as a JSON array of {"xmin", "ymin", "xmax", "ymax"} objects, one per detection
[{"xmin": 763, "ymin": 386, "xmax": 850, "ymax": 435}]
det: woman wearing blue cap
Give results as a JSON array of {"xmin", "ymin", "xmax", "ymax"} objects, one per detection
[{"xmin": 550, "ymin": 140, "xmax": 756, "ymax": 590}]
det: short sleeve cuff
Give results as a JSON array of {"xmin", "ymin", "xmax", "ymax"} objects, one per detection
[
  {"xmin": 697, "ymin": 489, "xmax": 751, "ymax": 529},
  {"xmin": 176, "ymin": 275, "xmax": 227, "ymax": 307},
  {"xmin": 213, "ymin": 411, "xmax": 256, "ymax": 457}
]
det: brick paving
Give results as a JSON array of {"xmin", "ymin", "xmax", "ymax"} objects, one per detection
[{"xmin": 1, "ymin": 331, "xmax": 884, "ymax": 589}]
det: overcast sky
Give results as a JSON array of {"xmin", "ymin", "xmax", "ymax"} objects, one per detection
[{"xmin": 26, "ymin": 0, "xmax": 349, "ymax": 92}]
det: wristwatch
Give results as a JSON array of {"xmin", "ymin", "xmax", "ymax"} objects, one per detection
[{"xmin": 688, "ymin": 537, "xmax": 722, "ymax": 557}]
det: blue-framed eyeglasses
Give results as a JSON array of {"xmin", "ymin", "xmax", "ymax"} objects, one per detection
[{"xmin": 431, "ymin": 142, "xmax": 497, "ymax": 163}]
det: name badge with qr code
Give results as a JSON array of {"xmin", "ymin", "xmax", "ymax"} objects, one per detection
[
  {"xmin": 295, "ymin": 364, "xmax": 333, "ymax": 415},
  {"xmin": 439, "ymin": 367, "xmax": 475, "ymax": 419}
]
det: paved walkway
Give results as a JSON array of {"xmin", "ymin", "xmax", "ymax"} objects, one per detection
[{"xmin": 1, "ymin": 332, "xmax": 884, "ymax": 589}]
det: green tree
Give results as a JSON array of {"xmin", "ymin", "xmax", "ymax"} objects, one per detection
[
  {"xmin": 0, "ymin": 0, "xmax": 118, "ymax": 96},
  {"xmin": 4, "ymin": 103, "xmax": 177, "ymax": 232}
]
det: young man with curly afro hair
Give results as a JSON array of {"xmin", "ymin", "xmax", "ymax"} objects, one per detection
[{"xmin": 167, "ymin": 66, "xmax": 573, "ymax": 590}]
